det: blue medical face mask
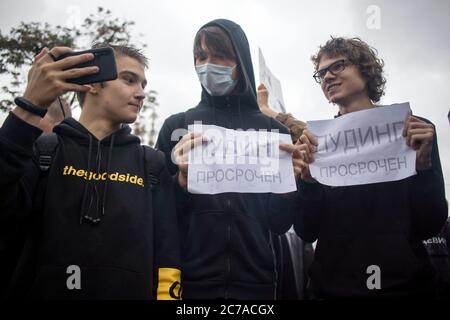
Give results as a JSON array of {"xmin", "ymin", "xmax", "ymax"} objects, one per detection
[{"xmin": 195, "ymin": 63, "xmax": 237, "ymax": 96}]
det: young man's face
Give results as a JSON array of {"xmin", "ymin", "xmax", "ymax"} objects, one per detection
[
  {"xmin": 195, "ymin": 40, "xmax": 238, "ymax": 80},
  {"xmin": 318, "ymin": 54, "xmax": 368, "ymax": 106},
  {"xmin": 96, "ymin": 55, "xmax": 147, "ymax": 124}
]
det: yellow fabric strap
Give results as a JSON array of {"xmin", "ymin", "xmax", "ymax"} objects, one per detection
[{"xmin": 157, "ymin": 268, "xmax": 182, "ymax": 300}]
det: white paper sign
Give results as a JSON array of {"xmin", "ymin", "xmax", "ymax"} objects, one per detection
[
  {"xmin": 259, "ymin": 48, "xmax": 286, "ymax": 113},
  {"xmin": 307, "ymin": 103, "xmax": 416, "ymax": 186},
  {"xmin": 187, "ymin": 124, "xmax": 296, "ymax": 194}
]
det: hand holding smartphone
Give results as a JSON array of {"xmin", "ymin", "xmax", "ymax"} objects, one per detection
[{"xmin": 55, "ymin": 47, "xmax": 117, "ymax": 85}]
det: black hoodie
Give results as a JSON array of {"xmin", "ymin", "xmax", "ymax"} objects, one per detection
[
  {"xmin": 0, "ymin": 112, "xmax": 180, "ymax": 299},
  {"xmin": 156, "ymin": 19, "xmax": 294, "ymax": 299}
]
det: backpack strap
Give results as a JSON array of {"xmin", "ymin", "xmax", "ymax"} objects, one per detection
[
  {"xmin": 34, "ymin": 133, "xmax": 59, "ymax": 172},
  {"xmin": 142, "ymin": 145, "xmax": 166, "ymax": 190},
  {"xmin": 6, "ymin": 133, "xmax": 59, "ymax": 298},
  {"xmin": 32, "ymin": 132, "xmax": 59, "ymax": 213}
]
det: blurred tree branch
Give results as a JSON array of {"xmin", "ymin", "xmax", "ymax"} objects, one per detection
[{"xmin": 0, "ymin": 7, "xmax": 158, "ymax": 143}]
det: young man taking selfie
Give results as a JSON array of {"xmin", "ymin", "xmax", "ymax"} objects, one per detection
[{"xmin": 0, "ymin": 44, "xmax": 181, "ymax": 300}]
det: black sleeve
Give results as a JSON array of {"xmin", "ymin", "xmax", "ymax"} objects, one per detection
[
  {"xmin": 409, "ymin": 126, "xmax": 448, "ymax": 240},
  {"xmin": 0, "ymin": 112, "xmax": 42, "ymax": 222},
  {"xmin": 267, "ymin": 192, "xmax": 295, "ymax": 235},
  {"xmin": 155, "ymin": 114, "xmax": 185, "ymax": 176},
  {"xmin": 155, "ymin": 114, "xmax": 190, "ymax": 215},
  {"xmin": 152, "ymin": 152, "xmax": 182, "ymax": 299},
  {"xmin": 293, "ymin": 180, "xmax": 327, "ymax": 243}
]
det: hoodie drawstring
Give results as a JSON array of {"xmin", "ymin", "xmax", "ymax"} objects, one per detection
[
  {"xmin": 80, "ymin": 134, "xmax": 93, "ymax": 224},
  {"xmin": 101, "ymin": 133, "xmax": 115, "ymax": 217},
  {"xmin": 79, "ymin": 133, "xmax": 115, "ymax": 225},
  {"xmin": 93, "ymin": 140, "xmax": 102, "ymax": 219}
]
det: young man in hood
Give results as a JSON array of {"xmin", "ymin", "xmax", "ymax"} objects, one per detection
[
  {"xmin": 0, "ymin": 44, "xmax": 181, "ymax": 299},
  {"xmin": 156, "ymin": 19, "xmax": 294, "ymax": 299},
  {"xmin": 283, "ymin": 37, "xmax": 448, "ymax": 298}
]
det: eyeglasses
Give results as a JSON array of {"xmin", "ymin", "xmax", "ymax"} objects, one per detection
[{"xmin": 313, "ymin": 59, "xmax": 347, "ymax": 84}]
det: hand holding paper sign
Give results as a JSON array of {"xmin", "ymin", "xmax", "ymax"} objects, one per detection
[
  {"xmin": 256, "ymin": 84, "xmax": 269, "ymax": 108},
  {"xmin": 258, "ymin": 49, "xmax": 286, "ymax": 113},
  {"xmin": 279, "ymin": 129, "xmax": 317, "ymax": 183},
  {"xmin": 173, "ymin": 132, "xmax": 208, "ymax": 189},
  {"xmin": 403, "ymin": 115, "xmax": 435, "ymax": 170},
  {"xmin": 257, "ymin": 84, "xmax": 278, "ymax": 119}
]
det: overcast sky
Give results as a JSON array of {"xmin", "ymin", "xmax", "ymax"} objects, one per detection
[{"xmin": 1, "ymin": 0, "xmax": 449, "ymax": 203}]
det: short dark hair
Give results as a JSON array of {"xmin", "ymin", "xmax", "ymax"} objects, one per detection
[
  {"xmin": 193, "ymin": 26, "xmax": 236, "ymax": 61},
  {"xmin": 311, "ymin": 36, "xmax": 386, "ymax": 103},
  {"xmin": 77, "ymin": 43, "xmax": 148, "ymax": 107}
]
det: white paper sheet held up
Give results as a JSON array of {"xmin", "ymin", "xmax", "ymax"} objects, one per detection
[
  {"xmin": 307, "ymin": 103, "xmax": 416, "ymax": 186},
  {"xmin": 259, "ymin": 48, "xmax": 286, "ymax": 113},
  {"xmin": 187, "ymin": 124, "xmax": 296, "ymax": 194}
]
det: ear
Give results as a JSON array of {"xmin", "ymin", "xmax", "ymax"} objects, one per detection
[{"xmin": 85, "ymin": 83, "xmax": 100, "ymax": 94}]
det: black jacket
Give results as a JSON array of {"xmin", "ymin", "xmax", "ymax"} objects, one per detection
[
  {"xmin": 0, "ymin": 112, "xmax": 180, "ymax": 299},
  {"xmin": 293, "ymin": 116, "xmax": 448, "ymax": 298},
  {"xmin": 424, "ymin": 217, "xmax": 450, "ymax": 298},
  {"xmin": 156, "ymin": 19, "xmax": 294, "ymax": 299}
]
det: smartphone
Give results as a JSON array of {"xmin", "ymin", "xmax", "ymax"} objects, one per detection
[{"xmin": 56, "ymin": 47, "xmax": 118, "ymax": 85}]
